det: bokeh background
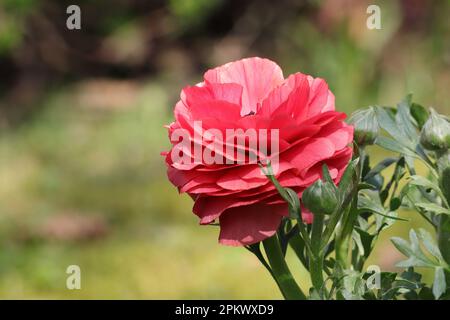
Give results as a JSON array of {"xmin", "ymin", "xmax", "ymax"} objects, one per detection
[{"xmin": 0, "ymin": 0, "xmax": 449, "ymax": 298}]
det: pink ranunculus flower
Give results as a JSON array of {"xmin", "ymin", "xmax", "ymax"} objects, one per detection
[{"xmin": 163, "ymin": 57, "xmax": 353, "ymax": 246}]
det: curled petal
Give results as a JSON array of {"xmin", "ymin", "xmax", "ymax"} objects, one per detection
[
  {"xmin": 204, "ymin": 57, "xmax": 284, "ymax": 116},
  {"xmin": 218, "ymin": 203, "xmax": 287, "ymax": 246}
]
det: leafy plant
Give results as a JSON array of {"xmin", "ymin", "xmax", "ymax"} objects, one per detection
[{"xmin": 250, "ymin": 95, "xmax": 450, "ymax": 300}]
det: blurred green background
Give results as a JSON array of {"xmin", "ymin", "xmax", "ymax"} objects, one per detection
[{"xmin": 0, "ymin": 0, "xmax": 449, "ymax": 298}]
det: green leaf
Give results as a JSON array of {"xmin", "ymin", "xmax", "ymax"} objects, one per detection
[
  {"xmin": 400, "ymin": 184, "xmax": 434, "ymax": 224},
  {"xmin": 380, "ymin": 157, "xmax": 406, "ymax": 205},
  {"xmin": 358, "ymin": 191, "xmax": 407, "ymax": 230},
  {"xmin": 419, "ymin": 286, "xmax": 435, "ymax": 300},
  {"xmin": 375, "ymin": 210, "xmax": 406, "ymax": 225},
  {"xmin": 358, "ymin": 182, "xmax": 377, "ymax": 190},
  {"xmin": 354, "ymin": 227, "xmax": 375, "ymax": 259},
  {"xmin": 391, "ymin": 229, "xmax": 444, "ymax": 269},
  {"xmin": 341, "ymin": 270, "xmax": 365, "ymax": 300},
  {"xmin": 408, "ymin": 175, "xmax": 447, "ymax": 203},
  {"xmin": 336, "ymin": 158, "xmax": 359, "ymax": 209},
  {"xmin": 376, "ymin": 98, "xmax": 419, "ymax": 150},
  {"xmin": 352, "ymin": 229, "xmax": 365, "ymax": 257},
  {"xmin": 375, "ymin": 136, "xmax": 417, "ymax": 158},
  {"xmin": 322, "ymin": 164, "xmax": 338, "ymax": 193},
  {"xmin": 380, "ymin": 267, "xmax": 425, "ymax": 299},
  {"xmin": 415, "ymin": 203, "xmax": 450, "ymax": 216},
  {"xmin": 400, "ymin": 267, "xmax": 422, "ymax": 284},
  {"xmin": 322, "ymin": 164, "xmax": 334, "ymax": 184},
  {"xmin": 410, "ymin": 103, "xmax": 429, "ymax": 129},
  {"xmin": 348, "ymin": 106, "xmax": 379, "ymax": 146},
  {"xmin": 260, "ymin": 162, "xmax": 301, "ymax": 219},
  {"xmin": 285, "ymin": 187, "xmax": 301, "ymax": 219},
  {"xmin": 418, "ymin": 228, "xmax": 444, "ymax": 261},
  {"xmin": 390, "ymin": 197, "xmax": 402, "ymax": 211},
  {"xmin": 376, "ymin": 107, "xmax": 415, "ymax": 149},
  {"xmin": 364, "ymin": 157, "xmax": 398, "ymax": 180},
  {"xmin": 432, "ymin": 267, "xmax": 446, "ymax": 299},
  {"xmin": 408, "ymin": 175, "xmax": 441, "ymax": 193},
  {"xmin": 391, "ymin": 235, "xmax": 432, "ymax": 268},
  {"xmin": 338, "ymin": 158, "xmax": 358, "ymax": 193},
  {"xmin": 378, "ymin": 272, "xmax": 403, "ymax": 300},
  {"xmin": 261, "ymin": 162, "xmax": 301, "ymax": 220},
  {"xmin": 308, "ymin": 288, "xmax": 321, "ymax": 300},
  {"xmin": 358, "ymin": 190, "xmax": 385, "ymax": 213},
  {"xmin": 376, "ymin": 106, "xmax": 409, "ymax": 145},
  {"xmin": 361, "ymin": 152, "xmax": 371, "ymax": 177},
  {"xmin": 396, "ymin": 95, "xmax": 418, "ymax": 144},
  {"xmin": 365, "ymin": 174, "xmax": 384, "ymax": 191},
  {"xmin": 441, "ymin": 167, "xmax": 450, "ymax": 205}
]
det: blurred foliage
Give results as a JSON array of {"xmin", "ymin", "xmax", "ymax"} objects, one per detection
[
  {"xmin": 169, "ymin": 0, "xmax": 223, "ymax": 29},
  {"xmin": 0, "ymin": 0, "xmax": 449, "ymax": 298},
  {"xmin": 0, "ymin": 0, "xmax": 36, "ymax": 54}
]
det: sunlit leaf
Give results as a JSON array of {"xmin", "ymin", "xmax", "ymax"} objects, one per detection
[
  {"xmin": 432, "ymin": 267, "xmax": 446, "ymax": 299},
  {"xmin": 410, "ymin": 103, "xmax": 429, "ymax": 129},
  {"xmin": 415, "ymin": 203, "xmax": 450, "ymax": 216},
  {"xmin": 408, "ymin": 175, "xmax": 446, "ymax": 203},
  {"xmin": 396, "ymin": 95, "xmax": 419, "ymax": 144},
  {"xmin": 365, "ymin": 157, "xmax": 398, "ymax": 180},
  {"xmin": 376, "ymin": 136, "xmax": 417, "ymax": 158},
  {"xmin": 391, "ymin": 229, "xmax": 446, "ymax": 269}
]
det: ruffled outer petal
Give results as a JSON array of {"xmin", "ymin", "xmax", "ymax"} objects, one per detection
[
  {"xmin": 204, "ymin": 57, "xmax": 284, "ymax": 116},
  {"xmin": 218, "ymin": 203, "xmax": 287, "ymax": 246}
]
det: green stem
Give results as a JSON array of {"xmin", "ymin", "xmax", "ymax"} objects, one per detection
[
  {"xmin": 320, "ymin": 210, "xmax": 342, "ymax": 250},
  {"xmin": 296, "ymin": 219, "xmax": 313, "ymax": 257},
  {"xmin": 309, "ymin": 255, "xmax": 324, "ymax": 296},
  {"xmin": 263, "ymin": 235, "xmax": 306, "ymax": 300},
  {"xmin": 359, "ymin": 147, "xmax": 366, "ymax": 178},
  {"xmin": 335, "ymin": 236, "xmax": 349, "ymax": 269},
  {"xmin": 334, "ymin": 150, "xmax": 363, "ymax": 269},
  {"xmin": 309, "ymin": 213, "xmax": 325, "ymax": 295},
  {"xmin": 335, "ymin": 198, "xmax": 357, "ymax": 269}
]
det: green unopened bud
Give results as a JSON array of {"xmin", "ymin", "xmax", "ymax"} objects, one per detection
[
  {"xmin": 348, "ymin": 107, "xmax": 379, "ymax": 146},
  {"xmin": 302, "ymin": 179, "xmax": 338, "ymax": 215},
  {"xmin": 420, "ymin": 108, "xmax": 450, "ymax": 151}
]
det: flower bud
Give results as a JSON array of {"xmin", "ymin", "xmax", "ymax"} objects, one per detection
[
  {"xmin": 348, "ymin": 107, "xmax": 379, "ymax": 146},
  {"xmin": 420, "ymin": 108, "xmax": 450, "ymax": 151},
  {"xmin": 302, "ymin": 179, "xmax": 338, "ymax": 215}
]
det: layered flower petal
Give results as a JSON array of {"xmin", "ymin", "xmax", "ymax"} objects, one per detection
[
  {"xmin": 163, "ymin": 57, "xmax": 354, "ymax": 246},
  {"xmin": 204, "ymin": 57, "xmax": 284, "ymax": 116},
  {"xmin": 218, "ymin": 203, "xmax": 287, "ymax": 246}
]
